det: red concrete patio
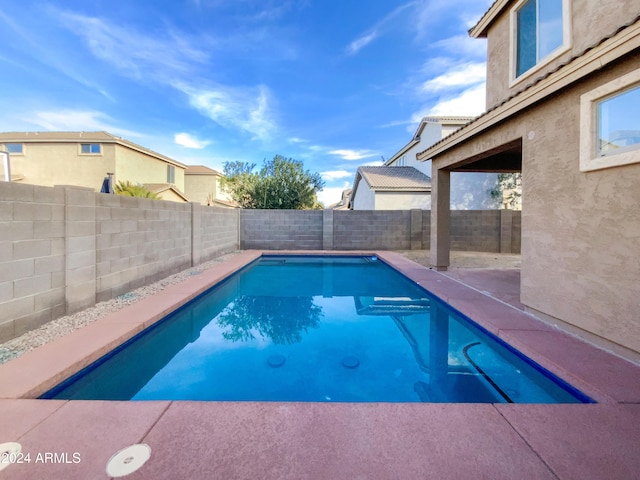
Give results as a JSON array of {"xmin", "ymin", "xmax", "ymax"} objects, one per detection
[{"xmin": 1, "ymin": 251, "xmax": 639, "ymax": 479}]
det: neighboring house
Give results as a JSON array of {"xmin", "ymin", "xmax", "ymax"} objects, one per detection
[
  {"xmin": 350, "ymin": 166, "xmax": 432, "ymax": 210},
  {"xmin": 184, "ymin": 165, "xmax": 235, "ymax": 207},
  {"xmin": 418, "ymin": 2, "xmax": 640, "ymax": 358},
  {"xmin": 329, "ymin": 188, "xmax": 352, "ymax": 210},
  {"xmin": 0, "ymin": 131, "xmax": 188, "ymax": 202},
  {"xmin": 386, "ymin": 116, "xmax": 503, "ymax": 209}
]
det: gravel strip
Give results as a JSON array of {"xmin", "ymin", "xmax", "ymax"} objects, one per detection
[{"xmin": 0, "ymin": 251, "xmax": 240, "ymax": 365}]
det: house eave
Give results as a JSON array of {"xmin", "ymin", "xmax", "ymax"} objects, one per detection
[
  {"xmin": 469, "ymin": 0, "xmax": 511, "ymax": 38},
  {"xmin": 419, "ymin": 18, "xmax": 640, "ymax": 161}
]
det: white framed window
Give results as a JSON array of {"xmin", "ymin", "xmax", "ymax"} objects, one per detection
[
  {"xmin": 5, "ymin": 143, "xmax": 24, "ymax": 154},
  {"xmin": 397, "ymin": 155, "xmax": 406, "ymax": 166},
  {"xmin": 80, "ymin": 143, "xmax": 101, "ymax": 154},
  {"xmin": 580, "ymin": 68, "xmax": 640, "ymax": 172},
  {"xmin": 511, "ymin": 0, "xmax": 571, "ymax": 83},
  {"xmin": 167, "ymin": 165, "xmax": 175, "ymax": 183}
]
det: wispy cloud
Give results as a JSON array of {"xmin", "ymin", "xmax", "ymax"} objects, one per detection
[
  {"xmin": 419, "ymin": 83, "xmax": 486, "ymax": 118},
  {"xmin": 174, "ymin": 132, "xmax": 211, "ymax": 149},
  {"xmin": 176, "ymin": 83, "xmax": 276, "ymax": 141},
  {"xmin": 321, "ymin": 170, "xmax": 352, "ymax": 181},
  {"xmin": 344, "ymin": 1, "xmax": 415, "ymax": 55},
  {"xmin": 22, "ymin": 110, "xmax": 143, "ymax": 137},
  {"xmin": 346, "ymin": 32, "xmax": 378, "ymax": 55},
  {"xmin": 54, "ymin": 9, "xmax": 279, "ymax": 142},
  {"xmin": 57, "ymin": 11, "xmax": 209, "ymax": 82},
  {"xmin": 421, "ymin": 62, "xmax": 486, "ymax": 92},
  {"xmin": 329, "ymin": 149, "xmax": 379, "ymax": 161}
]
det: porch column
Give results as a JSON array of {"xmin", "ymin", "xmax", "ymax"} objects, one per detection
[{"xmin": 430, "ymin": 167, "xmax": 450, "ymax": 270}]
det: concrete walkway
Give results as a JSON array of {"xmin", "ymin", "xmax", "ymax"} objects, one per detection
[{"xmin": 1, "ymin": 251, "xmax": 639, "ymax": 480}]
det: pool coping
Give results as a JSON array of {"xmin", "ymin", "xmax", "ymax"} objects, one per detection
[{"xmin": 0, "ymin": 249, "xmax": 639, "ymax": 404}]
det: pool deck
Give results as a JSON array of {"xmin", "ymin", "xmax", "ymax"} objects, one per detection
[{"xmin": 1, "ymin": 250, "xmax": 639, "ymax": 479}]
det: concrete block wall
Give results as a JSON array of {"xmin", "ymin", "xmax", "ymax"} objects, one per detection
[
  {"xmin": 198, "ymin": 206, "xmax": 240, "ymax": 262},
  {"xmin": 450, "ymin": 210, "xmax": 502, "ymax": 252},
  {"xmin": 95, "ymin": 195, "xmax": 193, "ymax": 302},
  {"xmin": 333, "ymin": 211, "xmax": 414, "ymax": 250},
  {"xmin": 0, "ymin": 183, "xmax": 66, "ymax": 341},
  {"xmin": 1, "ymin": 181, "xmax": 240, "ymax": 342},
  {"xmin": 240, "ymin": 210, "xmax": 323, "ymax": 250}
]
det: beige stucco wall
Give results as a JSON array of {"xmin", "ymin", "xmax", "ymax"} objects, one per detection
[
  {"xmin": 0, "ymin": 142, "xmax": 116, "ymax": 190},
  {"xmin": 432, "ymin": 57, "xmax": 640, "ymax": 356},
  {"xmin": 376, "ymin": 192, "xmax": 431, "ymax": 210},
  {"xmin": 184, "ymin": 174, "xmax": 222, "ymax": 205},
  {"xmin": 114, "ymin": 145, "xmax": 185, "ymax": 192},
  {"xmin": 485, "ymin": 0, "xmax": 640, "ymax": 109}
]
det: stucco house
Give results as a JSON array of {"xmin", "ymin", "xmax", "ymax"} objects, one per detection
[
  {"xmin": 184, "ymin": 165, "xmax": 236, "ymax": 207},
  {"xmin": 386, "ymin": 116, "xmax": 504, "ymax": 209},
  {"xmin": 418, "ymin": 2, "xmax": 640, "ymax": 359},
  {"xmin": 350, "ymin": 166, "xmax": 432, "ymax": 210},
  {"xmin": 0, "ymin": 131, "xmax": 188, "ymax": 202}
]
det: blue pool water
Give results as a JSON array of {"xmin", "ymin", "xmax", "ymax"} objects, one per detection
[{"xmin": 44, "ymin": 256, "xmax": 591, "ymax": 403}]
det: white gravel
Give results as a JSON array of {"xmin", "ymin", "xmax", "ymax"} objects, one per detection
[{"xmin": 0, "ymin": 251, "xmax": 240, "ymax": 365}]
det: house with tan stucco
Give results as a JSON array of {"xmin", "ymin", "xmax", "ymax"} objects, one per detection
[
  {"xmin": 184, "ymin": 165, "xmax": 236, "ymax": 207},
  {"xmin": 0, "ymin": 131, "xmax": 188, "ymax": 202},
  {"xmin": 418, "ymin": 2, "xmax": 640, "ymax": 359}
]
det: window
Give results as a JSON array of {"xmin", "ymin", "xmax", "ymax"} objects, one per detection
[
  {"xmin": 5, "ymin": 143, "xmax": 23, "ymax": 154},
  {"xmin": 580, "ymin": 69, "xmax": 640, "ymax": 172},
  {"xmin": 167, "ymin": 165, "xmax": 175, "ymax": 183},
  {"xmin": 597, "ymin": 85, "xmax": 640, "ymax": 156},
  {"xmin": 80, "ymin": 143, "xmax": 101, "ymax": 154},
  {"xmin": 397, "ymin": 155, "xmax": 406, "ymax": 166},
  {"xmin": 513, "ymin": 0, "xmax": 568, "ymax": 79}
]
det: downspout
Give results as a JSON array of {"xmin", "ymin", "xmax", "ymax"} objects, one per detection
[{"xmin": 0, "ymin": 151, "xmax": 10, "ymax": 182}]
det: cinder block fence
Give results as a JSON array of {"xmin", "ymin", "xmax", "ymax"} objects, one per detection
[{"xmin": 1, "ymin": 181, "xmax": 520, "ymax": 341}]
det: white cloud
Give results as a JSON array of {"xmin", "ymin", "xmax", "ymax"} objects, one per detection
[
  {"xmin": 321, "ymin": 170, "xmax": 352, "ymax": 181},
  {"xmin": 23, "ymin": 110, "xmax": 143, "ymax": 137},
  {"xmin": 431, "ymin": 35, "xmax": 487, "ymax": 59},
  {"xmin": 362, "ymin": 160, "xmax": 384, "ymax": 167},
  {"xmin": 344, "ymin": 2, "xmax": 415, "ymax": 55},
  {"xmin": 329, "ymin": 149, "xmax": 379, "ymax": 161},
  {"xmin": 427, "ymin": 83, "xmax": 487, "ymax": 117},
  {"xmin": 176, "ymin": 83, "xmax": 276, "ymax": 141},
  {"xmin": 174, "ymin": 132, "xmax": 211, "ymax": 149},
  {"xmin": 346, "ymin": 31, "xmax": 378, "ymax": 55},
  {"xmin": 58, "ymin": 11, "xmax": 208, "ymax": 82},
  {"xmin": 421, "ymin": 62, "xmax": 486, "ymax": 93}
]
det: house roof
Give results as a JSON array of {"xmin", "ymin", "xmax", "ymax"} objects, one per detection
[
  {"xmin": 469, "ymin": 0, "xmax": 509, "ymax": 38},
  {"xmin": 385, "ymin": 116, "xmax": 475, "ymax": 166},
  {"xmin": 351, "ymin": 166, "xmax": 431, "ymax": 200},
  {"xmin": 185, "ymin": 165, "xmax": 223, "ymax": 176},
  {"xmin": 329, "ymin": 188, "xmax": 352, "ymax": 210},
  {"xmin": 417, "ymin": 13, "xmax": 640, "ymax": 162},
  {"xmin": 143, "ymin": 183, "xmax": 190, "ymax": 202},
  {"xmin": 0, "ymin": 131, "xmax": 187, "ymax": 168}
]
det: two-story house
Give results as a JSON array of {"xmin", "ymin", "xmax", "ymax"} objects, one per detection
[
  {"xmin": 0, "ymin": 131, "xmax": 188, "ymax": 202},
  {"xmin": 385, "ymin": 116, "xmax": 505, "ymax": 209},
  {"xmin": 418, "ymin": 2, "xmax": 640, "ymax": 358}
]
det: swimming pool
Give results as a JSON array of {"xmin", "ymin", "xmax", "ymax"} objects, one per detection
[{"xmin": 43, "ymin": 255, "xmax": 591, "ymax": 403}]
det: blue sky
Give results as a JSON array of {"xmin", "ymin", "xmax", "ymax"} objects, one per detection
[{"xmin": 0, "ymin": 0, "xmax": 492, "ymax": 205}]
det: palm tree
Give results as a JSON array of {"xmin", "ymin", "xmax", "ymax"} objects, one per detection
[{"xmin": 114, "ymin": 181, "xmax": 160, "ymax": 199}]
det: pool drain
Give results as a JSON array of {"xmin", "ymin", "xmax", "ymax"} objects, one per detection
[
  {"xmin": 0, "ymin": 442, "xmax": 21, "ymax": 472},
  {"xmin": 105, "ymin": 444, "xmax": 151, "ymax": 477},
  {"xmin": 268, "ymin": 354, "xmax": 286, "ymax": 368},
  {"xmin": 342, "ymin": 356, "xmax": 360, "ymax": 369}
]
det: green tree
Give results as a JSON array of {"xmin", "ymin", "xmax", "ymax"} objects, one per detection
[
  {"xmin": 222, "ymin": 155, "xmax": 325, "ymax": 209},
  {"xmin": 489, "ymin": 173, "xmax": 522, "ymax": 209},
  {"xmin": 114, "ymin": 181, "xmax": 160, "ymax": 199}
]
